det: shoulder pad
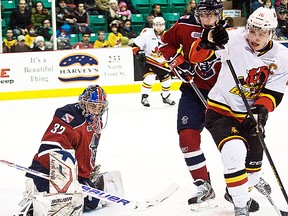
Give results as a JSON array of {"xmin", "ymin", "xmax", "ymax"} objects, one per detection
[{"xmin": 55, "ymin": 103, "xmax": 85, "ymax": 128}]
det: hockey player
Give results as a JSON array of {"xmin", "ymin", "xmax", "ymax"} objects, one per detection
[
  {"xmin": 18, "ymin": 85, "xmax": 124, "ymax": 215},
  {"xmin": 132, "ymin": 16, "xmax": 176, "ymax": 107},
  {"xmin": 189, "ymin": 6, "xmax": 288, "ymax": 216},
  {"xmin": 159, "ymin": 0, "xmax": 227, "ymax": 211}
]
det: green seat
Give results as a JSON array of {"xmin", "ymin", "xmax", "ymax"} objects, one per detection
[
  {"xmin": 89, "ymin": 33, "xmax": 97, "ymax": 43},
  {"xmin": 168, "ymin": 0, "xmax": 186, "ymax": 13},
  {"xmin": 2, "ymin": 0, "xmax": 16, "ymax": 10},
  {"xmin": 133, "ymin": 0, "xmax": 150, "ymax": 14},
  {"xmin": 41, "ymin": 0, "xmax": 52, "ymax": 9},
  {"xmin": 69, "ymin": 34, "xmax": 80, "ymax": 45},
  {"xmin": 163, "ymin": 12, "xmax": 180, "ymax": 28},
  {"xmin": 132, "ymin": 24, "xmax": 144, "ymax": 35},
  {"xmin": 131, "ymin": 14, "xmax": 144, "ymax": 24},
  {"xmin": 150, "ymin": 0, "xmax": 171, "ymax": 13},
  {"xmin": 90, "ymin": 15, "xmax": 107, "ymax": 33}
]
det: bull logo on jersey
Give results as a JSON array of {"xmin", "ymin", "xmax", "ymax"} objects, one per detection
[
  {"xmin": 230, "ymin": 65, "xmax": 269, "ymax": 98},
  {"xmin": 89, "ymin": 133, "xmax": 99, "ymax": 166},
  {"xmin": 151, "ymin": 46, "xmax": 162, "ymax": 58},
  {"xmin": 194, "ymin": 57, "xmax": 221, "ymax": 80}
]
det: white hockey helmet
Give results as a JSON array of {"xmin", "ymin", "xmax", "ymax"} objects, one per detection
[
  {"xmin": 153, "ymin": 16, "xmax": 165, "ymax": 33},
  {"xmin": 246, "ymin": 6, "xmax": 277, "ymax": 32}
]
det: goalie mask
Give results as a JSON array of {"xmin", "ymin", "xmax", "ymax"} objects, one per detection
[
  {"xmin": 79, "ymin": 85, "xmax": 108, "ymax": 133},
  {"xmin": 153, "ymin": 17, "xmax": 165, "ymax": 34}
]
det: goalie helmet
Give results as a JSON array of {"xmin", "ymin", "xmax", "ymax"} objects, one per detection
[
  {"xmin": 153, "ymin": 16, "xmax": 165, "ymax": 34},
  {"xmin": 195, "ymin": 0, "xmax": 223, "ymax": 17},
  {"xmin": 246, "ymin": 6, "xmax": 277, "ymax": 32},
  {"xmin": 79, "ymin": 85, "xmax": 108, "ymax": 133}
]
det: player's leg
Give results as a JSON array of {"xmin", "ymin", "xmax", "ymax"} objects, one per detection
[
  {"xmin": 157, "ymin": 69, "xmax": 175, "ymax": 105},
  {"xmin": 141, "ymin": 65, "xmax": 156, "ymax": 107}
]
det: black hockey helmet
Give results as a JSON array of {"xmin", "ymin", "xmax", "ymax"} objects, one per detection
[{"xmin": 195, "ymin": 0, "xmax": 223, "ymax": 18}]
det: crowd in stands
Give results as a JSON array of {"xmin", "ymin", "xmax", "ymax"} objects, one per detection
[{"xmin": 3, "ymin": 0, "xmax": 288, "ymax": 53}]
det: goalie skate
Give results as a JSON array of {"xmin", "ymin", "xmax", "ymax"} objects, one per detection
[{"xmin": 188, "ymin": 179, "xmax": 217, "ymax": 211}]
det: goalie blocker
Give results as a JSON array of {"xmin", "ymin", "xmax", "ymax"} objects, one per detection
[{"xmin": 16, "ymin": 150, "xmax": 124, "ymax": 216}]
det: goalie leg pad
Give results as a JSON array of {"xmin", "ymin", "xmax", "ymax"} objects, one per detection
[{"xmin": 32, "ymin": 192, "xmax": 84, "ymax": 216}]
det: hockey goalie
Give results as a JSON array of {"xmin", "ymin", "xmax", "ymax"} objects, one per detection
[{"xmin": 14, "ymin": 85, "xmax": 124, "ymax": 215}]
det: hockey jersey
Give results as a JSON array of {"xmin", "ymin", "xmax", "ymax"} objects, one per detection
[
  {"xmin": 160, "ymin": 15, "xmax": 221, "ymax": 90},
  {"xmin": 133, "ymin": 27, "xmax": 167, "ymax": 67},
  {"xmin": 191, "ymin": 27, "xmax": 288, "ymax": 118},
  {"xmin": 30, "ymin": 103, "xmax": 100, "ymax": 179}
]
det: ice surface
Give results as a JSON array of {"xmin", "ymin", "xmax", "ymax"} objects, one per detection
[{"xmin": 1, "ymin": 90, "xmax": 288, "ymax": 216}]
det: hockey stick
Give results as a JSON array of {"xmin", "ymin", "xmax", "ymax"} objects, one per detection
[
  {"xmin": 188, "ymin": 78, "xmax": 207, "ymax": 107},
  {"xmin": 222, "ymin": 49, "xmax": 288, "ymax": 207},
  {"xmin": 257, "ymin": 178, "xmax": 288, "ymax": 216},
  {"xmin": 0, "ymin": 159, "xmax": 179, "ymax": 211}
]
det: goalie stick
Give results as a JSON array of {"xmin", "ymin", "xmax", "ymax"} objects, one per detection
[{"xmin": 0, "ymin": 159, "xmax": 179, "ymax": 211}]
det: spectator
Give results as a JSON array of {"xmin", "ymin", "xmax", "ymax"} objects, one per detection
[
  {"xmin": 56, "ymin": 0, "xmax": 79, "ymax": 33},
  {"xmin": 11, "ymin": 35, "xmax": 31, "ymax": 52},
  {"xmin": 73, "ymin": 32, "xmax": 94, "ymax": 49},
  {"xmin": 251, "ymin": 0, "xmax": 272, "ymax": 13},
  {"xmin": 96, "ymin": 0, "xmax": 110, "ymax": 15},
  {"xmin": 56, "ymin": 23, "xmax": 72, "ymax": 50},
  {"xmin": 32, "ymin": 35, "xmax": 51, "ymax": 51},
  {"xmin": 275, "ymin": 0, "xmax": 288, "ymax": 17},
  {"xmin": 107, "ymin": 0, "xmax": 119, "ymax": 28},
  {"xmin": 94, "ymin": 30, "xmax": 110, "ymax": 48},
  {"xmin": 116, "ymin": 2, "xmax": 132, "ymax": 24},
  {"xmin": 84, "ymin": 0, "xmax": 98, "ymax": 15},
  {"xmin": 31, "ymin": 1, "xmax": 51, "ymax": 31},
  {"xmin": 2, "ymin": 29, "xmax": 17, "ymax": 53},
  {"xmin": 119, "ymin": 0, "xmax": 139, "ymax": 14},
  {"xmin": 232, "ymin": 0, "xmax": 252, "ymax": 17},
  {"xmin": 143, "ymin": 14, "xmax": 154, "ymax": 28},
  {"xmin": 119, "ymin": 19, "xmax": 137, "ymax": 39},
  {"xmin": 108, "ymin": 20, "xmax": 123, "ymax": 47},
  {"xmin": 25, "ymin": 25, "xmax": 37, "ymax": 48},
  {"xmin": 38, "ymin": 19, "xmax": 53, "ymax": 41},
  {"xmin": 10, "ymin": 0, "xmax": 32, "ymax": 37},
  {"xmin": 224, "ymin": 17, "xmax": 235, "ymax": 27},
  {"xmin": 183, "ymin": 0, "xmax": 197, "ymax": 16},
  {"xmin": 276, "ymin": 9, "xmax": 288, "ymax": 39},
  {"xmin": 73, "ymin": 2, "xmax": 92, "ymax": 33},
  {"xmin": 149, "ymin": 4, "xmax": 163, "ymax": 18}
]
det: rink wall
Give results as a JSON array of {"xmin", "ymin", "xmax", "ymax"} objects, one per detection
[{"xmin": 0, "ymin": 47, "xmax": 181, "ymax": 100}]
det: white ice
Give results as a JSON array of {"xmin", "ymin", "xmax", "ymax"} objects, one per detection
[{"xmin": 0, "ymin": 90, "xmax": 288, "ymax": 216}]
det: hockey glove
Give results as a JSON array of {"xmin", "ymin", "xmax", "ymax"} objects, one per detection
[
  {"xmin": 168, "ymin": 53, "xmax": 194, "ymax": 82},
  {"xmin": 136, "ymin": 50, "xmax": 146, "ymax": 65},
  {"xmin": 241, "ymin": 105, "xmax": 268, "ymax": 136},
  {"xmin": 200, "ymin": 23, "xmax": 229, "ymax": 50}
]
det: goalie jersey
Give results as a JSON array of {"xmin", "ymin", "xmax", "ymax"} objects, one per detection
[{"xmin": 27, "ymin": 103, "xmax": 100, "ymax": 182}]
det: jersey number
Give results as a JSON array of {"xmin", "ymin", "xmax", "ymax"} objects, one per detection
[{"xmin": 50, "ymin": 123, "xmax": 65, "ymax": 134}]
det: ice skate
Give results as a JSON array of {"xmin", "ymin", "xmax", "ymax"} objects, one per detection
[
  {"xmin": 224, "ymin": 188, "xmax": 259, "ymax": 212},
  {"xmin": 141, "ymin": 94, "xmax": 150, "ymax": 107},
  {"xmin": 161, "ymin": 93, "xmax": 175, "ymax": 105},
  {"xmin": 234, "ymin": 202, "xmax": 250, "ymax": 216},
  {"xmin": 254, "ymin": 177, "xmax": 271, "ymax": 195},
  {"xmin": 188, "ymin": 179, "xmax": 217, "ymax": 211}
]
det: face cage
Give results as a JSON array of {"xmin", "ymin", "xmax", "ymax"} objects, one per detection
[
  {"xmin": 81, "ymin": 100, "xmax": 109, "ymax": 133},
  {"xmin": 195, "ymin": 9, "xmax": 223, "ymax": 24},
  {"xmin": 246, "ymin": 24, "xmax": 275, "ymax": 44}
]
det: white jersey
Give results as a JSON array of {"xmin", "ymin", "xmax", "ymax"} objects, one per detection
[
  {"xmin": 209, "ymin": 27, "xmax": 288, "ymax": 114},
  {"xmin": 133, "ymin": 28, "xmax": 166, "ymax": 64}
]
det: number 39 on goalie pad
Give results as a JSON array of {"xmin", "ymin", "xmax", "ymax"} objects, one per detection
[{"xmin": 49, "ymin": 150, "xmax": 79, "ymax": 194}]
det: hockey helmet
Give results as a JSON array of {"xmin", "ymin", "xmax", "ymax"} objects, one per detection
[
  {"xmin": 79, "ymin": 85, "xmax": 108, "ymax": 132},
  {"xmin": 195, "ymin": 0, "xmax": 223, "ymax": 15},
  {"xmin": 246, "ymin": 7, "xmax": 277, "ymax": 32},
  {"xmin": 153, "ymin": 16, "xmax": 165, "ymax": 33}
]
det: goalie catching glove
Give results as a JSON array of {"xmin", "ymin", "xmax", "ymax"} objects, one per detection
[
  {"xmin": 199, "ymin": 22, "xmax": 229, "ymax": 50},
  {"xmin": 241, "ymin": 105, "xmax": 268, "ymax": 136},
  {"xmin": 168, "ymin": 53, "xmax": 194, "ymax": 82}
]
